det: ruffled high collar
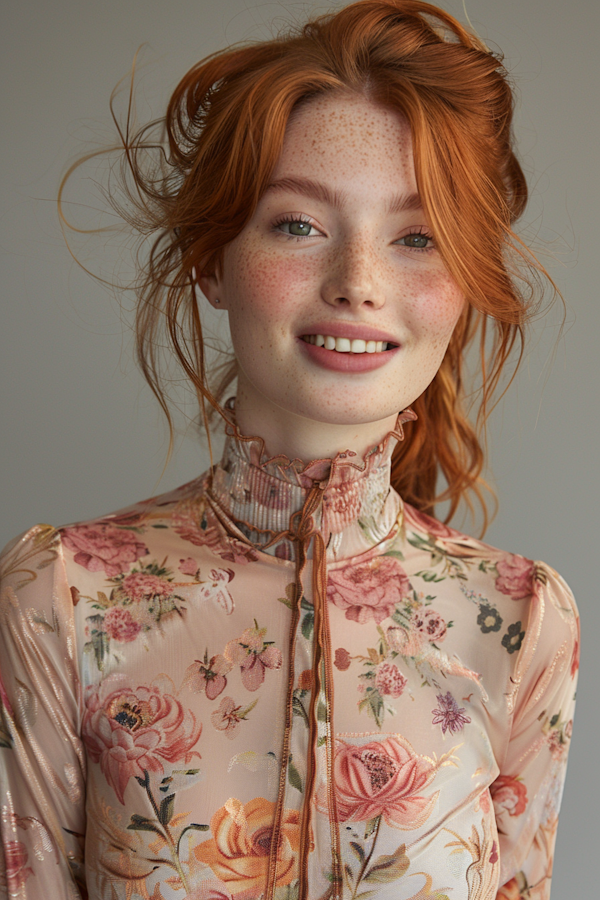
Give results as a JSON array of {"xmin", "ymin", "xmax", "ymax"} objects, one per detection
[{"xmin": 208, "ymin": 400, "xmax": 417, "ymax": 561}]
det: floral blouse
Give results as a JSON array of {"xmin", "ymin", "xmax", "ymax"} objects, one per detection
[{"xmin": 0, "ymin": 406, "xmax": 579, "ymax": 900}]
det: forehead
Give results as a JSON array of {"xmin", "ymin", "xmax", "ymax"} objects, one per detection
[{"xmin": 270, "ymin": 92, "xmax": 416, "ymax": 194}]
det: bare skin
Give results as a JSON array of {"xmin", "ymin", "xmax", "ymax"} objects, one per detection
[{"xmin": 198, "ymin": 91, "xmax": 465, "ymax": 463}]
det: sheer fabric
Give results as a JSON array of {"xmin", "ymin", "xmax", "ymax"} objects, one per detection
[{"xmin": 0, "ymin": 408, "xmax": 579, "ymax": 900}]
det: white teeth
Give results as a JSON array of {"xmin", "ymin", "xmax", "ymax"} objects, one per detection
[{"xmin": 303, "ymin": 334, "xmax": 392, "ymax": 353}]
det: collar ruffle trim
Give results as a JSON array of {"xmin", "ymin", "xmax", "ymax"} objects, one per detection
[
  {"xmin": 207, "ymin": 400, "xmax": 417, "ymax": 549},
  {"xmin": 218, "ymin": 397, "xmax": 417, "ymax": 490}
]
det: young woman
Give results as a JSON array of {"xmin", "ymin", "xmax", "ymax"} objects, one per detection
[{"xmin": 0, "ymin": 2, "xmax": 579, "ymax": 898}]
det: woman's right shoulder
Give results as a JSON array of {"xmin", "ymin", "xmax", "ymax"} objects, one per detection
[{"xmin": 0, "ymin": 471, "xmax": 212, "ymax": 597}]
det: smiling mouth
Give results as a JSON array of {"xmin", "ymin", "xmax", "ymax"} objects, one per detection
[{"xmin": 301, "ymin": 334, "xmax": 398, "ymax": 353}]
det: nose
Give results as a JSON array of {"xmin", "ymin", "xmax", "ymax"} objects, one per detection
[{"xmin": 321, "ymin": 237, "xmax": 386, "ymax": 311}]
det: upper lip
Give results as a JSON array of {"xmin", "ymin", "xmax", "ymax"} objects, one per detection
[{"xmin": 297, "ymin": 322, "xmax": 400, "ymax": 344}]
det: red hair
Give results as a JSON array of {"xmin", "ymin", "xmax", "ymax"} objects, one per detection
[{"xmin": 62, "ymin": 0, "xmax": 556, "ymax": 531}]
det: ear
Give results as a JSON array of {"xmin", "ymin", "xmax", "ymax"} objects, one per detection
[{"xmin": 192, "ymin": 266, "xmax": 226, "ymax": 310}]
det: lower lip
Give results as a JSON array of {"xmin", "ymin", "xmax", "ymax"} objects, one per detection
[{"xmin": 297, "ymin": 337, "xmax": 400, "ymax": 373}]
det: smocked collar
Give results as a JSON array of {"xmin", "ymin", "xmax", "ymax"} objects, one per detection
[{"xmin": 208, "ymin": 400, "xmax": 417, "ymax": 560}]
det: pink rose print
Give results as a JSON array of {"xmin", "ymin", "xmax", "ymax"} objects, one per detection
[
  {"xmin": 327, "ymin": 556, "xmax": 411, "ymax": 625},
  {"xmin": 375, "ymin": 662, "xmax": 407, "ymax": 699},
  {"xmin": 103, "ymin": 607, "xmax": 142, "ymax": 643},
  {"xmin": 495, "ymin": 555, "xmax": 535, "ymax": 600},
  {"xmin": 334, "ymin": 648, "xmax": 352, "ymax": 671},
  {"xmin": 318, "ymin": 737, "xmax": 438, "ymax": 828},
  {"xmin": 225, "ymin": 624, "xmax": 283, "ymax": 691},
  {"xmin": 411, "ymin": 606, "xmax": 447, "ymax": 643},
  {"xmin": 490, "ymin": 775, "xmax": 528, "ymax": 817},
  {"xmin": 4, "ymin": 840, "xmax": 34, "ymax": 893},
  {"xmin": 82, "ymin": 676, "xmax": 201, "ymax": 804},
  {"xmin": 61, "ymin": 522, "xmax": 148, "ymax": 577},
  {"xmin": 119, "ymin": 571, "xmax": 174, "ymax": 603},
  {"xmin": 184, "ymin": 654, "xmax": 233, "ymax": 700}
]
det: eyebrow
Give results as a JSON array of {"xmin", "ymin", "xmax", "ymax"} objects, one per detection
[{"xmin": 264, "ymin": 176, "xmax": 423, "ymax": 215}]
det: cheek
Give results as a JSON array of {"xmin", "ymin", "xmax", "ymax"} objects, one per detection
[
  {"xmin": 404, "ymin": 269, "xmax": 465, "ymax": 341},
  {"xmin": 227, "ymin": 243, "xmax": 315, "ymax": 319}
]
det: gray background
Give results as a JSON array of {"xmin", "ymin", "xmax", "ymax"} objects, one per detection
[{"xmin": 2, "ymin": 0, "xmax": 597, "ymax": 891}]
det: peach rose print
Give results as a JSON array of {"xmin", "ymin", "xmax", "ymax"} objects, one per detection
[
  {"xmin": 61, "ymin": 521, "xmax": 149, "ymax": 576},
  {"xmin": 318, "ymin": 736, "xmax": 440, "ymax": 829},
  {"xmin": 185, "ymin": 881, "xmax": 233, "ymax": 900},
  {"xmin": 327, "ymin": 556, "xmax": 411, "ymax": 625},
  {"xmin": 194, "ymin": 797, "xmax": 299, "ymax": 900},
  {"xmin": 82, "ymin": 675, "xmax": 201, "ymax": 803},
  {"xmin": 225, "ymin": 623, "xmax": 282, "ymax": 691},
  {"xmin": 490, "ymin": 775, "xmax": 528, "ymax": 817}
]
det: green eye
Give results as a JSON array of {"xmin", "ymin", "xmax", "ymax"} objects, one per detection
[
  {"xmin": 287, "ymin": 220, "xmax": 313, "ymax": 236},
  {"xmin": 400, "ymin": 233, "xmax": 430, "ymax": 249}
]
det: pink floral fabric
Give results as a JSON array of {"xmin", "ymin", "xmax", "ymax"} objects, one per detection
[
  {"xmin": 327, "ymin": 555, "xmax": 411, "ymax": 624},
  {"xmin": 0, "ymin": 411, "xmax": 579, "ymax": 899},
  {"xmin": 82, "ymin": 676, "xmax": 201, "ymax": 804}
]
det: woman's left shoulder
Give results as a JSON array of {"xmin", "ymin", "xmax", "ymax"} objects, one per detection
[{"xmin": 402, "ymin": 502, "xmax": 579, "ymax": 645}]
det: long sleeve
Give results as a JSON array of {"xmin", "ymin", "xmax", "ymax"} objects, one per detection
[
  {"xmin": 0, "ymin": 525, "xmax": 87, "ymax": 899},
  {"xmin": 494, "ymin": 563, "xmax": 579, "ymax": 900}
]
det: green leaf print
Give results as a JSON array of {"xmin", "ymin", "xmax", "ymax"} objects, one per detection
[
  {"xmin": 288, "ymin": 755, "xmax": 303, "ymax": 792},
  {"xmin": 158, "ymin": 794, "xmax": 175, "ymax": 827},
  {"xmin": 364, "ymin": 844, "xmax": 410, "ymax": 883}
]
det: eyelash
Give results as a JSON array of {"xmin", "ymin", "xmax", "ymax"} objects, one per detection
[{"xmin": 271, "ymin": 215, "xmax": 436, "ymax": 251}]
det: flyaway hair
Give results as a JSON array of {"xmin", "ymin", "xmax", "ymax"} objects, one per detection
[{"xmin": 60, "ymin": 0, "xmax": 558, "ymax": 532}]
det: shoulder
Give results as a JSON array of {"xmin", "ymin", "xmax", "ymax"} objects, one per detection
[
  {"xmin": 0, "ymin": 472, "xmax": 211, "ymax": 593},
  {"xmin": 402, "ymin": 502, "xmax": 579, "ymax": 675}
]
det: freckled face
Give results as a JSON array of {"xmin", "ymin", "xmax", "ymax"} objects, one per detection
[{"xmin": 200, "ymin": 91, "xmax": 465, "ymax": 427}]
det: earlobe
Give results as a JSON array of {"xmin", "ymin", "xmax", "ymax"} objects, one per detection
[{"xmin": 192, "ymin": 266, "xmax": 224, "ymax": 309}]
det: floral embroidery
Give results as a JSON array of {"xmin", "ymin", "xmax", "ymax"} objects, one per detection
[
  {"xmin": 327, "ymin": 555, "xmax": 411, "ymax": 624},
  {"xmin": 334, "ymin": 647, "xmax": 352, "ymax": 671},
  {"xmin": 501, "ymin": 622, "xmax": 525, "ymax": 654},
  {"xmin": 431, "ymin": 692, "xmax": 471, "ymax": 735},
  {"xmin": 411, "ymin": 605, "xmax": 447, "ymax": 642},
  {"xmin": 374, "ymin": 661, "xmax": 407, "ymax": 699},
  {"xmin": 490, "ymin": 775, "xmax": 528, "ymax": 817},
  {"xmin": 477, "ymin": 603, "xmax": 503, "ymax": 633},
  {"xmin": 82, "ymin": 676, "xmax": 201, "ymax": 804},
  {"xmin": 494, "ymin": 554, "xmax": 536, "ymax": 600},
  {"xmin": 172, "ymin": 495, "xmax": 258, "ymax": 564},
  {"xmin": 210, "ymin": 696, "xmax": 258, "ymax": 739},
  {"xmin": 61, "ymin": 521, "xmax": 149, "ymax": 576},
  {"xmin": 102, "ymin": 606, "xmax": 142, "ymax": 642},
  {"xmin": 184, "ymin": 652, "xmax": 233, "ymax": 700},
  {"xmin": 319, "ymin": 736, "xmax": 453, "ymax": 829},
  {"xmin": 185, "ymin": 880, "xmax": 234, "ymax": 899},
  {"xmin": 225, "ymin": 622, "xmax": 283, "ymax": 691},
  {"xmin": 4, "ymin": 840, "xmax": 34, "ymax": 893},
  {"xmin": 194, "ymin": 797, "xmax": 300, "ymax": 899}
]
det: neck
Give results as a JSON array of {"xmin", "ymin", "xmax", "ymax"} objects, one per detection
[{"xmin": 234, "ymin": 380, "xmax": 400, "ymax": 464}]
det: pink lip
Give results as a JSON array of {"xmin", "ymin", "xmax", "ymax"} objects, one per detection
[
  {"xmin": 297, "ymin": 336, "xmax": 400, "ymax": 373},
  {"xmin": 297, "ymin": 322, "xmax": 400, "ymax": 344}
]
